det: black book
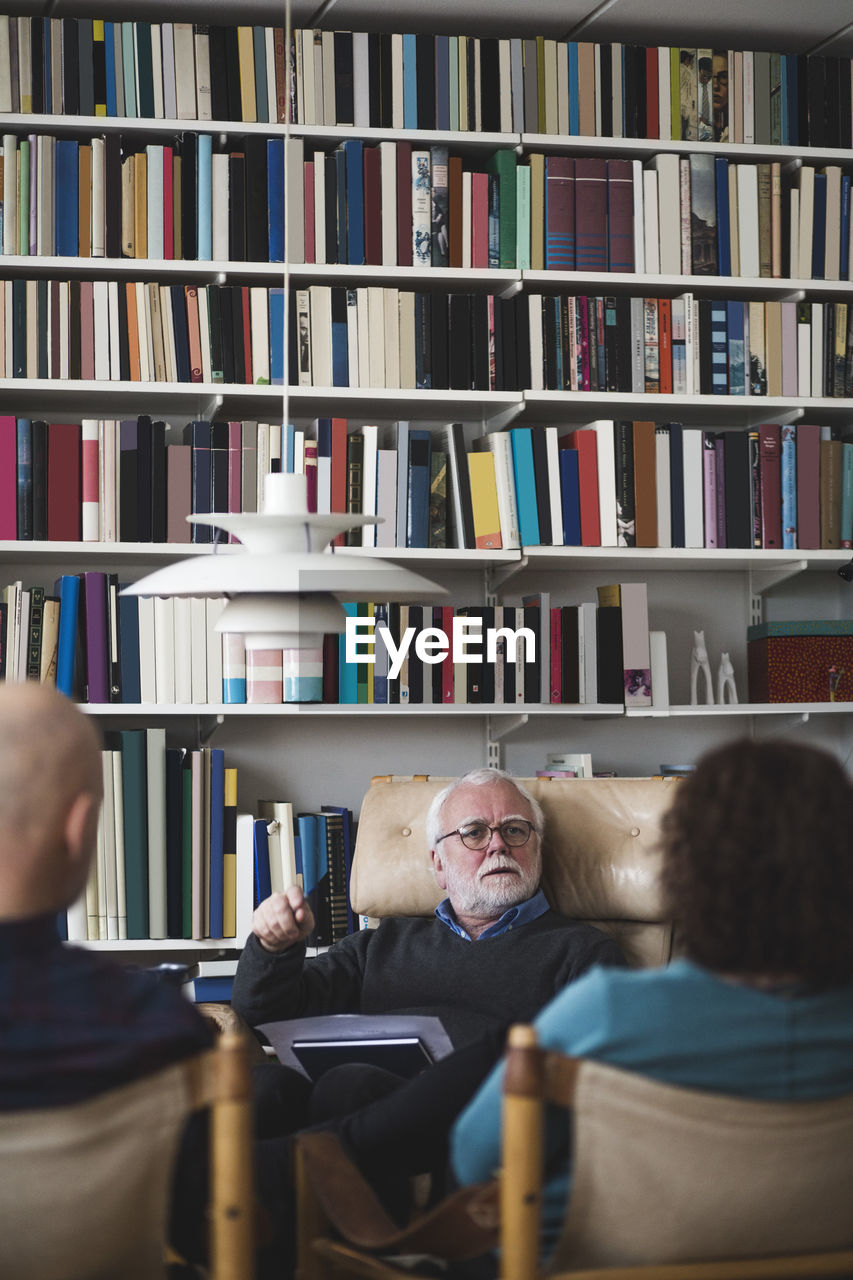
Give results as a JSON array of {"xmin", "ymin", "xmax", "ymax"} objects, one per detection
[
  {"xmin": 119, "ymin": 419, "xmax": 139, "ymax": 543},
  {"xmin": 68, "ymin": 280, "xmax": 81, "ymax": 378},
  {"xmin": 324, "ymin": 153, "xmax": 339, "ymax": 263},
  {"xmin": 508, "ymin": 294, "xmax": 528, "ymax": 393},
  {"xmin": 587, "ymin": 296, "xmax": 600, "ymax": 392},
  {"xmin": 795, "ymin": 55, "xmax": 810, "ymax": 148},
  {"xmin": 466, "ymin": 605, "xmax": 495, "ymax": 703},
  {"xmin": 606, "ymin": 296, "xmax": 632, "ymax": 392},
  {"xmin": 596, "ymin": 605, "xmax": 624, "ymax": 704},
  {"xmin": 823, "ymin": 56, "xmax": 840, "ymax": 149},
  {"xmin": 430, "ymin": 294, "xmax": 449, "ymax": 390},
  {"xmin": 432, "ymin": 606, "xmax": 445, "ymax": 703},
  {"xmin": 228, "ymin": 151, "xmax": 246, "ymax": 260},
  {"xmin": 443, "ymin": 422, "xmax": 476, "ymax": 550},
  {"xmin": 723, "ymin": 430, "xmax": 752, "ymax": 548},
  {"xmin": 386, "ymin": 603, "xmax": 400, "ymax": 703},
  {"xmin": 530, "ymin": 429, "xmax": 552, "ymax": 545},
  {"xmin": 415, "ymin": 293, "xmax": 432, "ymax": 389},
  {"xmin": 223, "ymin": 26, "xmax": 242, "ymax": 121},
  {"xmin": 334, "ymin": 32, "xmax": 354, "ymax": 125},
  {"xmin": 218, "ymin": 286, "xmax": 235, "ymax": 383},
  {"xmin": 839, "ymin": 59, "xmax": 852, "ymax": 150},
  {"xmin": 622, "ymin": 45, "xmax": 638, "ymax": 137},
  {"xmin": 614, "ymin": 421, "xmax": 636, "ymax": 547},
  {"xmin": 11, "ymin": 281, "xmax": 26, "ymax": 378},
  {"xmin": 406, "ymin": 604, "xmax": 424, "ymax": 703},
  {"xmin": 16, "ymin": 420, "xmax": 33, "ymax": 541},
  {"xmin": 471, "ymin": 293, "xmax": 490, "ymax": 391},
  {"xmin": 184, "ymin": 420, "xmax": 212, "ymax": 542},
  {"xmin": 208, "ymin": 287, "xmax": 225, "ymax": 382},
  {"xmin": 500, "ymin": 604, "xmax": 516, "ymax": 704},
  {"xmin": 599, "ymin": 44, "xmax": 613, "ymax": 135},
  {"xmin": 210, "ymin": 420, "xmax": 230, "ymax": 518},
  {"xmin": 116, "ymin": 288, "xmax": 130, "ymax": 380},
  {"xmin": 379, "ymin": 32, "xmax": 394, "ymax": 128},
  {"xmin": 37, "ymin": 281, "xmax": 48, "ymax": 379},
  {"xmin": 228, "ymin": 285, "xmax": 246, "ymax": 384},
  {"xmin": 104, "ymin": 134, "xmax": 122, "ymax": 258},
  {"xmin": 170, "ymin": 285, "xmax": 192, "ymax": 381},
  {"xmin": 136, "ymin": 415, "xmax": 153, "ymax": 542},
  {"xmin": 209, "ymin": 26, "xmax": 230, "ymax": 121},
  {"xmin": 542, "ymin": 298, "xmax": 557, "ymax": 390},
  {"xmin": 63, "ymin": 18, "xmax": 79, "ymax": 114},
  {"xmin": 135, "ymin": 22, "xmax": 154, "ymax": 117},
  {"xmin": 165, "ymin": 747, "xmax": 184, "ymax": 938},
  {"xmin": 806, "ymin": 55, "xmax": 827, "ymax": 148},
  {"xmin": 180, "ymin": 132, "xmax": 198, "ymax": 260},
  {"xmin": 466, "ymin": 37, "xmax": 476, "ymax": 132},
  {"xmin": 522, "ymin": 602, "xmax": 541, "ymax": 703},
  {"xmin": 448, "ymin": 294, "xmax": 472, "ymax": 390},
  {"xmin": 367, "ymin": 33, "xmax": 382, "ymax": 127},
  {"xmin": 480, "ymin": 38, "xmax": 501, "ymax": 132},
  {"xmin": 334, "ymin": 147, "xmax": 348, "ymax": 263},
  {"xmin": 83, "ymin": 20, "xmax": 100, "ymax": 117},
  {"xmin": 493, "ymin": 298, "xmax": 505, "ymax": 391},
  {"xmin": 31, "ymin": 17, "xmax": 44, "ymax": 114},
  {"xmin": 698, "ymin": 298, "xmax": 714, "ymax": 395},
  {"xmin": 560, "ymin": 604, "xmax": 580, "ymax": 703},
  {"xmin": 151, "ymin": 420, "xmax": 167, "ymax": 541},
  {"xmin": 416, "ymin": 34, "xmax": 436, "ymax": 128},
  {"xmin": 244, "ymin": 135, "xmax": 268, "ymax": 262}
]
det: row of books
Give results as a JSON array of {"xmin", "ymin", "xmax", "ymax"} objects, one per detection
[
  {"xmin": 2, "ymin": 15, "xmax": 851, "ymax": 152},
  {"xmin": 528, "ymin": 294, "xmax": 853, "ymax": 399},
  {"xmin": 62, "ymin": 736, "xmax": 247, "ymax": 942}
]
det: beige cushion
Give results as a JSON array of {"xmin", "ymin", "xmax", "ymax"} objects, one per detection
[
  {"xmin": 350, "ymin": 776, "xmax": 677, "ymax": 967},
  {"xmin": 554, "ymin": 1057, "xmax": 853, "ymax": 1268}
]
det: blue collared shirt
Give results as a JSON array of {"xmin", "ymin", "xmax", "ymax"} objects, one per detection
[{"xmin": 435, "ymin": 887, "xmax": 551, "ymax": 941}]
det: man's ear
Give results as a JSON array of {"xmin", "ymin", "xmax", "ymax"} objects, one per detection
[
  {"xmin": 431, "ymin": 847, "xmax": 448, "ymax": 890},
  {"xmin": 64, "ymin": 791, "xmax": 99, "ymax": 872}
]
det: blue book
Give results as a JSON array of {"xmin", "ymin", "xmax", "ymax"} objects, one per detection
[
  {"xmin": 54, "ymin": 574, "xmax": 80, "ymax": 698},
  {"xmin": 727, "ymin": 300, "xmax": 746, "ymax": 395},
  {"xmin": 488, "ymin": 174, "xmax": 500, "ymax": 268},
  {"xmin": 668, "ymin": 423, "xmax": 685, "ymax": 547},
  {"xmin": 715, "ymin": 158, "xmax": 731, "ymax": 276},
  {"xmin": 185, "ymin": 421, "xmax": 211, "ymax": 543},
  {"xmin": 435, "ymin": 36, "xmax": 450, "ymax": 131},
  {"xmin": 840, "ymin": 440, "xmax": 853, "ymax": 549},
  {"xmin": 104, "ymin": 22, "xmax": 116, "ymax": 115},
  {"xmin": 298, "ymin": 812, "xmax": 331, "ymax": 947},
  {"xmin": 121, "ymin": 21, "xmax": 136, "ymax": 118},
  {"xmin": 55, "ymin": 141, "xmax": 79, "ymax": 256},
  {"xmin": 510, "ymin": 429, "xmax": 541, "ymax": 545},
  {"xmin": 118, "ymin": 592, "xmax": 141, "ymax": 703},
  {"xmin": 331, "ymin": 287, "xmax": 349, "ymax": 386},
  {"xmin": 559, "ymin": 447, "xmax": 581, "ymax": 546},
  {"xmin": 196, "ymin": 133, "xmax": 212, "ymax": 260},
  {"xmin": 407, "ymin": 429, "xmax": 431, "ymax": 548},
  {"xmin": 269, "ymin": 288, "xmax": 285, "ymax": 384},
  {"xmin": 335, "ymin": 147, "xmax": 348, "ymax": 263},
  {"xmin": 338, "ymin": 602, "xmax": 359, "ymax": 704},
  {"xmin": 343, "ymin": 139, "xmax": 365, "ymax": 265},
  {"xmin": 120, "ymin": 729, "xmax": 148, "ymax": 938},
  {"xmin": 282, "ymin": 422, "xmax": 295, "ymax": 473},
  {"xmin": 15, "ymin": 418, "xmax": 32, "ymax": 541},
  {"xmin": 568, "ymin": 43, "xmax": 579, "ymax": 134},
  {"xmin": 402, "ymin": 33, "xmax": 418, "ymax": 129},
  {"xmin": 812, "ymin": 173, "xmax": 827, "ymax": 280},
  {"xmin": 253, "ymin": 818, "xmax": 271, "ymax": 907},
  {"xmin": 208, "ymin": 748, "xmax": 225, "ymax": 939},
  {"xmin": 188, "ymin": 976, "xmax": 234, "ymax": 1002},
  {"xmin": 782, "ymin": 424, "xmax": 799, "ymax": 549},
  {"xmin": 266, "ymin": 139, "xmax": 284, "ymax": 261},
  {"xmin": 841, "ymin": 176, "xmax": 851, "ymax": 282}
]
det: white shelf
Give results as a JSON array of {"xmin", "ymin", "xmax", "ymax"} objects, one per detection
[
  {"xmin": 0, "ymin": 540, "xmax": 238, "ymax": 565},
  {"xmin": 522, "ymin": 391, "xmax": 853, "ymax": 425},
  {"xmin": 522, "ymin": 270, "xmax": 853, "ymax": 299},
  {"xmin": 78, "ymin": 701, "xmax": 625, "ymax": 716},
  {"xmin": 626, "ymin": 702, "xmax": 852, "ymax": 718},
  {"xmin": 74, "ymin": 937, "xmax": 240, "ymax": 951},
  {"xmin": 521, "ymin": 133, "xmax": 853, "ymax": 166},
  {"xmin": 518, "ymin": 547, "xmax": 850, "ymax": 573}
]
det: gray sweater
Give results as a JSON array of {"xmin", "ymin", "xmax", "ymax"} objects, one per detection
[{"xmin": 232, "ymin": 912, "xmax": 625, "ymax": 1048}]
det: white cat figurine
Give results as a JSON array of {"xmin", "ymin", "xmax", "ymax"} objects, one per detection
[{"xmin": 690, "ymin": 629, "xmax": 714, "ymax": 705}]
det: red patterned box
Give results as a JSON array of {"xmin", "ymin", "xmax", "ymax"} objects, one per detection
[{"xmin": 747, "ymin": 622, "xmax": 853, "ymax": 703}]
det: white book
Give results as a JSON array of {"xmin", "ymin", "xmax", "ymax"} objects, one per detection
[
  {"xmin": 265, "ymin": 27, "xmax": 277, "ymax": 123},
  {"xmin": 146, "ymin": 727, "xmax": 168, "ymax": 940},
  {"xmin": 197, "ymin": 286, "xmax": 211, "ymax": 384},
  {"xmin": 823, "ymin": 165, "xmax": 841, "ymax": 282},
  {"xmin": 316, "ymin": 453, "xmax": 331, "ymax": 514},
  {"xmin": 742, "ymin": 50, "xmax": 755, "ymax": 145},
  {"xmin": 134, "ymin": 282, "xmax": 152, "ymax": 383},
  {"xmin": 58, "ymin": 280, "xmax": 69, "ymax": 380},
  {"xmin": 528, "ymin": 293, "xmax": 544, "ymax": 392},
  {"xmin": 250, "ymin": 287, "xmax": 270, "ymax": 384},
  {"xmin": 313, "ymin": 151, "xmax": 325, "ymax": 264},
  {"xmin": 285, "ymin": 136, "xmax": 305, "ymax": 265},
  {"xmin": 556, "ymin": 40, "xmax": 569, "ymax": 136},
  {"xmin": 101, "ymin": 751, "xmax": 118, "ymax": 940},
  {"xmin": 206, "ymin": 598, "xmax": 226, "ymax": 703},
  {"xmin": 235, "ymin": 814, "xmax": 255, "ymax": 945},
  {"xmin": 3, "ymin": 134, "xmax": 18, "ymax": 253},
  {"xmin": 398, "ymin": 291, "xmax": 416, "ymax": 388},
  {"xmin": 649, "ymin": 630, "xmax": 670, "ymax": 710},
  {"xmin": 161, "ymin": 24, "xmax": 177, "ymax": 119},
  {"xmin": 153, "ymin": 595, "xmax": 176, "ymax": 704},
  {"xmin": 38, "ymin": 135, "xmax": 55, "ymax": 256},
  {"xmin": 679, "ymin": 158, "xmax": 691, "ymax": 275},
  {"xmin": 383, "ymin": 289, "xmax": 400, "ymax": 389},
  {"xmin": 65, "ymin": 883, "xmax": 89, "ymax": 942},
  {"xmin": 543, "ymin": 38, "xmax": 558, "ymax": 135},
  {"xmin": 789, "ymin": 188, "xmax": 800, "ymax": 283},
  {"xmin": 295, "ymin": 289, "xmax": 311, "ymax": 385},
  {"xmin": 797, "ymin": 302, "xmax": 811, "ymax": 396},
  {"xmin": 579, "ymin": 602, "xmax": 598, "ymax": 705},
  {"xmin": 150, "ymin": 24, "xmax": 164, "ymax": 119},
  {"xmin": 137, "ymin": 596, "xmax": 157, "ymax": 703},
  {"xmin": 321, "ymin": 29, "xmax": 336, "ymax": 124},
  {"xmin": 682, "ymin": 428, "xmax": 705, "ymax": 548},
  {"xmin": 375, "ymin": 448, "xmax": 398, "ymax": 549},
  {"xmin": 92, "ymin": 283, "xmax": 110, "ymax": 382},
  {"xmin": 391, "ymin": 32, "xmax": 404, "ymax": 129},
  {"xmin": 100, "ymin": 419, "xmax": 117, "ymax": 541},
  {"xmin": 395, "ymin": 421, "xmax": 410, "ymax": 547},
  {"xmin": 797, "ymin": 167, "xmax": 815, "ymax": 282},
  {"xmin": 544, "ymin": 427, "xmax": 563, "ymax": 547},
  {"xmin": 81, "ymin": 420, "xmax": 100, "ymax": 540},
  {"xmin": 811, "ymin": 303, "xmax": 824, "ymax": 398},
  {"xmin": 173, "ymin": 596, "xmax": 193, "ymax": 703},
  {"xmin": 211, "ymin": 152, "xmax": 229, "ymax": 260},
  {"xmin": 474, "ymin": 431, "xmax": 520, "ymax": 549},
  {"xmin": 736, "ymin": 163, "xmax": 759, "ymax": 279},
  {"xmin": 159, "ymin": 284, "xmax": 176, "ymax": 382},
  {"xmin": 310, "ymin": 29, "xmax": 324, "ymax": 124},
  {"xmin": 647, "ymin": 154, "xmax": 680, "ymax": 275},
  {"xmin": 412, "ymin": 149, "xmax": 431, "ymax": 266},
  {"xmin": 630, "ymin": 296, "xmax": 645, "ymax": 392},
  {"xmin": 353, "ymin": 32, "xmax": 370, "ymax": 126},
  {"xmin": 308, "ymin": 284, "xmax": 333, "ymax": 386},
  {"xmin": 593, "ymin": 421, "xmax": 618, "ymax": 546},
  {"xmin": 189, "ymin": 597, "xmax": 208, "ymax": 704},
  {"xmin": 619, "ymin": 582, "xmax": 651, "ymax": 708},
  {"xmin": 366, "ymin": 287, "xmax": 386, "ymax": 387},
  {"xmin": 632, "ymin": 158, "xmax": 645, "ymax": 275},
  {"xmin": 657, "ymin": 45, "xmax": 671, "ymax": 140},
  {"xmin": 379, "ymin": 140, "xmax": 398, "ymax": 265},
  {"xmin": 654, "ymin": 425, "xmax": 672, "ymax": 547},
  {"xmin": 256, "ymin": 424, "xmax": 271, "ymax": 509},
  {"xmin": 91, "ymin": 137, "xmax": 106, "ymax": 258},
  {"xmin": 0, "ymin": 19, "xmax": 10, "ymax": 112},
  {"xmin": 361, "ymin": 424, "xmax": 379, "ymax": 547},
  {"xmin": 173, "ymin": 23, "xmax": 197, "ymax": 120},
  {"xmin": 642, "ymin": 169, "xmax": 660, "ymax": 274}
]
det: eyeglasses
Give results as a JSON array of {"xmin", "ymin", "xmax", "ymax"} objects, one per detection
[{"xmin": 436, "ymin": 819, "xmax": 535, "ymax": 851}]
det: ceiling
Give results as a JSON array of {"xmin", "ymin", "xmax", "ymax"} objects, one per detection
[{"xmin": 7, "ymin": 0, "xmax": 853, "ymax": 56}]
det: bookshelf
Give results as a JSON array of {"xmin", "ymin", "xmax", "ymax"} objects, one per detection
[{"xmin": 2, "ymin": 0, "xmax": 853, "ymax": 958}]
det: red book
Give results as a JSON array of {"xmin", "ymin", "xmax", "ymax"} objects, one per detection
[
  {"xmin": 184, "ymin": 286, "xmax": 203, "ymax": 382},
  {"xmin": 574, "ymin": 158, "xmax": 607, "ymax": 272},
  {"xmin": 797, "ymin": 423, "xmax": 821, "ymax": 549},
  {"xmin": 441, "ymin": 604, "xmax": 455, "ymax": 703},
  {"xmin": 273, "ymin": 26, "xmax": 288, "ymax": 123},
  {"xmin": 0, "ymin": 418, "xmax": 17, "ymax": 539},
  {"xmin": 645, "ymin": 46, "xmax": 659, "ymax": 138},
  {"xmin": 79, "ymin": 281, "xmax": 95, "ymax": 380},
  {"xmin": 241, "ymin": 286, "xmax": 252, "ymax": 384},
  {"xmin": 47, "ymin": 422, "xmax": 82, "ymax": 541},
  {"xmin": 658, "ymin": 298, "xmax": 673, "ymax": 394},
  {"xmin": 471, "ymin": 171, "xmax": 489, "ymax": 268},
  {"xmin": 304, "ymin": 160, "xmax": 315, "ymax": 263},
  {"xmin": 544, "ymin": 156, "xmax": 574, "ymax": 270},
  {"xmin": 549, "ymin": 606, "xmax": 562, "ymax": 703},
  {"xmin": 305, "ymin": 440, "xmax": 318, "ymax": 512},
  {"xmin": 606, "ymin": 158, "xmax": 634, "ymax": 272},
  {"xmin": 163, "ymin": 146, "xmax": 174, "ymax": 259},
  {"xmin": 83, "ymin": 570, "xmax": 109, "ymax": 703},
  {"xmin": 363, "ymin": 146, "xmax": 382, "ymax": 265},
  {"xmin": 561, "ymin": 428, "xmax": 601, "ymax": 545},
  {"xmin": 330, "ymin": 417, "xmax": 348, "ymax": 547},
  {"xmin": 759, "ymin": 423, "xmax": 782, "ymax": 548},
  {"xmin": 395, "ymin": 140, "xmax": 412, "ymax": 267}
]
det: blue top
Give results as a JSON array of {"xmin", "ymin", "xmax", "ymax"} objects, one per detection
[
  {"xmin": 434, "ymin": 888, "xmax": 551, "ymax": 941},
  {"xmin": 451, "ymin": 958, "xmax": 853, "ymax": 1252}
]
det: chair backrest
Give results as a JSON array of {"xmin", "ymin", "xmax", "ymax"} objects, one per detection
[
  {"xmin": 501, "ymin": 1026, "xmax": 853, "ymax": 1278},
  {"xmin": 351, "ymin": 775, "xmax": 677, "ymax": 966},
  {"xmin": 0, "ymin": 1030, "xmax": 253, "ymax": 1280}
]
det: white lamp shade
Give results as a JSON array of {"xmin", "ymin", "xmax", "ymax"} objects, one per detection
[{"xmin": 214, "ymin": 594, "xmax": 346, "ymax": 649}]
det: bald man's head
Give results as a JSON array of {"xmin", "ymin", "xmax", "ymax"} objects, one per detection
[{"xmin": 0, "ymin": 684, "xmax": 104, "ymax": 920}]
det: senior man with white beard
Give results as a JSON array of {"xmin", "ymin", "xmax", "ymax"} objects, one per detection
[{"xmin": 231, "ymin": 768, "xmax": 625, "ymax": 1144}]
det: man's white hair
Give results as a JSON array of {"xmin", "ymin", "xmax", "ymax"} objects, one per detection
[{"xmin": 425, "ymin": 768, "xmax": 545, "ymax": 850}]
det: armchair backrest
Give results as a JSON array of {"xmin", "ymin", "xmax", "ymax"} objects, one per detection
[{"xmin": 350, "ymin": 775, "xmax": 677, "ymax": 966}]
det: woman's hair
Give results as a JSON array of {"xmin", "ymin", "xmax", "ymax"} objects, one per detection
[
  {"xmin": 425, "ymin": 768, "xmax": 545, "ymax": 851},
  {"xmin": 661, "ymin": 738, "xmax": 853, "ymax": 987}
]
